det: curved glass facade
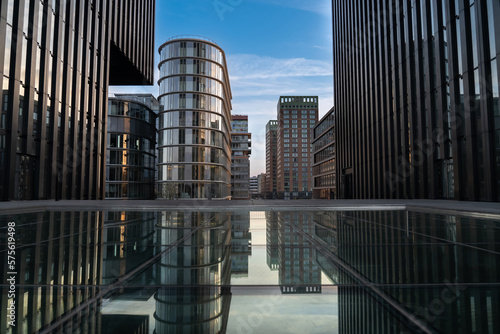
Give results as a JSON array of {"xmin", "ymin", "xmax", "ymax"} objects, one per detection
[
  {"xmin": 157, "ymin": 39, "xmax": 233, "ymax": 199},
  {"xmin": 105, "ymin": 98, "xmax": 157, "ymax": 199}
]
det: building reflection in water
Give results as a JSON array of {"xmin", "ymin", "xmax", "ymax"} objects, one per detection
[
  {"xmin": 312, "ymin": 211, "xmax": 500, "ymax": 334},
  {"xmin": 0, "ymin": 211, "xmax": 104, "ymax": 334},
  {"xmin": 155, "ymin": 211, "xmax": 232, "ymax": 334},
  {"xmin": 265, "ymin": 211, "xmax": 322, "ymax": 294},
  {"xmin": 230, "ymin": 212, "xmax": 251, "ymax": 277},
  {"xmin": 102, "ymin": 211, "xmax": 156, "ymax": 287}
]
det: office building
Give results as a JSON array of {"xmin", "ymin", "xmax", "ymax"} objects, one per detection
[
  {"xmin": 0, "ymin": 0, "xmax": 155, "ymax": 201},
  {"xmin": 312, "ymin": 107, "xmax": 335, "ymax": 199},
  {"xmin": 249, "ymin": 176, "xmax": 258, "ymax": 197},
  {"xmin": 257, "ymin": 172, "xmax": 266, "ymax": 197},
  {"xmin": 231, "ymin": 115, "xmax": 251, "ymax": 200},
  {"xmin": 265, "ymin": 120, "xmax": 278, "ymax": 199},
  {"xmin": 106, "ymin": 95, "xmax": 157, "ymax": 199},
  {"xmin": 276, "ymin": 96, "xmax": 318, "ymax": 199},
  {"xmin": 332, "ymin": 0, "xmax": 500, "ymax": 201},
  {"xmin": 157, "ymin": 37, "xmax": 233, "ymax": 200}
]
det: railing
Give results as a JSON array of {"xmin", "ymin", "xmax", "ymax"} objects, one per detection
[{"xmin": 165, "ymin": 35, "xmax": 218, "ymax": 45}]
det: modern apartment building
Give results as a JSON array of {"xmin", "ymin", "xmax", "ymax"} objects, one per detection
[
  {"xmin": 0, "ymin": 0, "xmax": 155, "ymax": 200},
  {"xmin": 332, "ymin": 0, "xmax": 500, "ymax": 201},
  {"xmin": 276, "ymin": 96, "xmax": 318, "ymax": 199},
  {"xmin": 231, "ymin": 115, "xmax": 251, "ymax": 200},
  {"xmin": 157, "ymin": 37, "xmax": 233, "ymax": 200},
  {"xmin": 265, "ymin": 120, "xmax": 278, "ymax": 199},
  {"xmin": 312, "ymin": 107, "xmax": 335, "ymax": 199},
  {"xmin": 105, "ymin": 95, "xmax": 158, "ymax": 199}
]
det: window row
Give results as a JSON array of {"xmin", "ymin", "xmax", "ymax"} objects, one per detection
[
  {"xmin": 313, "ymin": 159, "xmax": 335, "ymax": 175},
  {"xmin": 312, "ymin": 129, "xmax": 335, "ymax": 152},
  {"xmin": 314, "ymin": 111, "xmax": 334, "ymax": 138},
  {"xmin": 314, "ymin": 145, "xmax": 335, "ymax": 163},
  {"xmin": 105, "ymin": 183, "xmax": 155, "ymax": 199},
  {"xmin": 160, "ymin": 93, "xmax": 225, "ymax": 113},
  {"xmin": 158, "ymin": 146, "xmax": 229, "ymax": 166},
  {"xmin": 107, "ymin": 151, "xmax": 155, "ymax": 168},
  {"xmin": 108, "ymin": 101, "xmax": 156, "ymax": 122},
  {"xmin": 158, "ymin": 128, "xmax": 229, "ymax": 150},
  {"xmin": 106, "ymin": 166, "xmax": 155, "ymax": 182},
  {"xmin": 159, "ymin": 111, "xmax": 224, "ymax": 132},
  {"xmin": 160, "ymin": 59, "xmax": 224, "ymax": 81},
  {"xmin": 159, "ymin": 76, "xmax": 224, "ymax": 97},
  {"xmin": 314, "ymin": 173, "xmax": 335, "ymax": 188},
  {"xmin": 157, "ymin": 181, "xmax": 231, "ymax": 200},
  {"xmin": 108, "ymin": 133, "xmax": 155, "ymax": 152}
]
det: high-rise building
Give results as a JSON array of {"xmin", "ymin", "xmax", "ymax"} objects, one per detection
[
  {"xmin": 257, "ymin": 172, "xmax": 266, "ymax": 197},
  {"xmin": 231, "ymin": 115, "xmax": 251, "ymax": 200},
  {"xmin": 312, "ymin": 107, "xmax": 335, "ymax": 199},
  {"xmin": 0, "ymin": 0, "xmax": 155, "ymax": 201},
  {"xmin": 249, "ymin": 176, "xmax": 258, "ymax": 197},
  {"xmin": 276, "ymin": 96, "xmax": 318, "ymax": 199},
  {"xmin": 105, "ymin": 95, "xmax": 158, "ymax": 199},
  {"xmin": 157, "ymin": 37, "xmax": 233, "ymax": 200},
  {"xmin": 265, "ymin": 120, "xmax": 278, "ymax": 199},
  {"xmin": 332, "ymin": 0, "xmax": 500, "ymax": 201}
]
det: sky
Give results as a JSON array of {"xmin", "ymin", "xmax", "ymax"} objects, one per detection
[{"xmin": 109, "ymin": 0, "xmax": 334, "ymax": 176}]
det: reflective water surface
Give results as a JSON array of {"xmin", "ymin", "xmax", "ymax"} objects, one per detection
[{"xmin": 1, "ymin": 209, "xmax": 499, "ymax": 333}]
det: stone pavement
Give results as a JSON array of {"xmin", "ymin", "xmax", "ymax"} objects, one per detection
[{"xmin": 0, "ymin": 198, "xmax": 499, "ymax": 217}]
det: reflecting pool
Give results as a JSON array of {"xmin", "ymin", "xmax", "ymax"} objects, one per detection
[{"xmin": 0, "ymin": 209, "xmax": 499, "ymax": 333}]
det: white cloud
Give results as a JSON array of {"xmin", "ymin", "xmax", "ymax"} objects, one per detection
[
  {"xmin": 228, "ymin": 54, "xmax": 332, "ymax": 81},
  {"xmin": 226, "ymin": 54, "xmax": 333, "ymax": 175},
  {"xmin": 248, "ymin": 0, "xmax": 331, "ymax": 16}
]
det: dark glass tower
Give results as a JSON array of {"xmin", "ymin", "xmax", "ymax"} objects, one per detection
[
  {"xmin": 332, "ymin": 0, "xmax": 500, "ymax": 201},
  {"xmin": 0, "ymin": 0, "xmax": 155, "ymax": 200}
]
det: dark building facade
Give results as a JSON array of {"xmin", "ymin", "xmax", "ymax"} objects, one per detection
[
  {"xmin": 157, "ymin": 37, "xmax": 233, "ymax": 200},
  {"xmin": 276, "ymin": 96, "xmax": 318, "ymax": 199},
  {"xmin": 312, "ymin": 107, "xmax": 335, "ymax": 199},
  {"xmin": 0, "ymin": 0, "xmax": 155, "ymax": 201},
  {"xmin": 312, "ymin": 210, "xmax": 500, "ymax": 334},
  {"xmin": 332, "ymin": 0, "xmax": 500, "ymax": 201},
  {"xmin": 106, "ymin": 96, "xmax": 157, "ymax": 199},
  {"xmin": 265, "ymin": 120, "xmax": 278, "ymax": 199},
  {"xmin": 0, "ymin": 211, "xmax": 104, "ymax": 333}
]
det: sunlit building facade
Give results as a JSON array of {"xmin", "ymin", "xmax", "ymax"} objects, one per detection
[
  {"xmin": 0, "ymin": 0, "xmax": 155, "ymax": 200},
  {"xmin": 332, "ymin": 0, "xmax": 500, "ymax": 201},
  {"xmin": 157, "ymin": 37, "xmax": 233, "ymax": 199},
  {"xmin": 276, "ymin": 96, "xmax": 318, "ymax": 199}
]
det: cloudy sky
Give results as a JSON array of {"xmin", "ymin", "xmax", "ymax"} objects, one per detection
[{"xmin": 109, "ymin": 0, "xmax": 334, "ymax": 176}]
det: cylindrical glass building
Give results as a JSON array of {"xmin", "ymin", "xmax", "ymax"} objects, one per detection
[{"xmin": 157, "ymin": 37, "xmax": 233, "ymax": 199}]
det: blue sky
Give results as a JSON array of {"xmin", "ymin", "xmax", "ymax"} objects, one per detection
[{"xmin": 110, "ymin": 0, "xmax": 333, "ymax": 175}]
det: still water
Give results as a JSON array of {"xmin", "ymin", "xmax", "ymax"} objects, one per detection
[{"xmin": 0, "ymin": 209, "xmax": 499, "ymax": 333}]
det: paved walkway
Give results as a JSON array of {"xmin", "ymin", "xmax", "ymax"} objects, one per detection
[{"xmin": 0, "ymin": 199, "xmax": 499, "ymax": 216}]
